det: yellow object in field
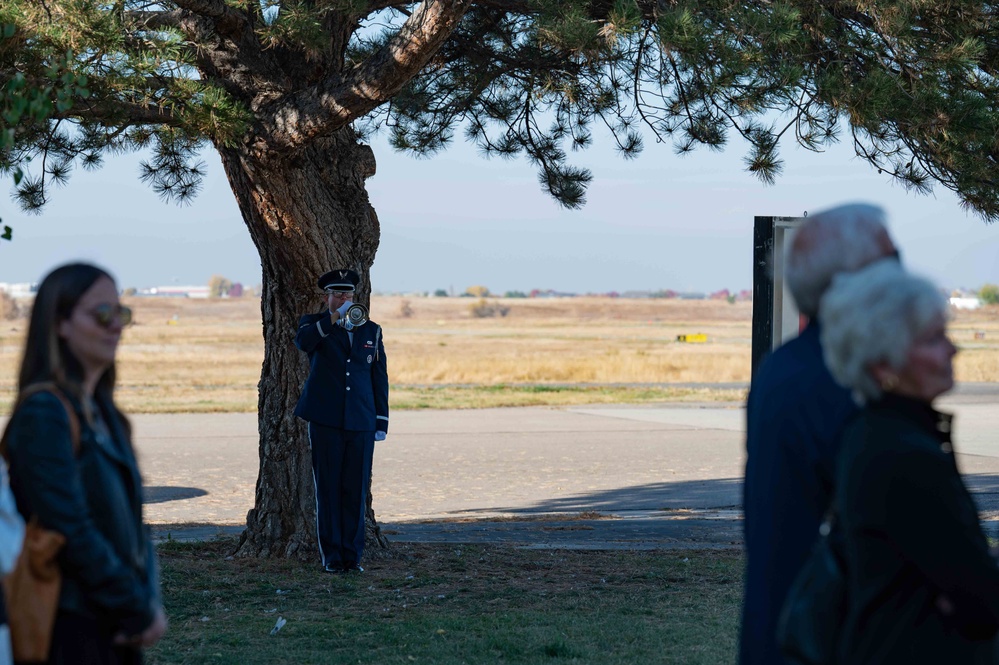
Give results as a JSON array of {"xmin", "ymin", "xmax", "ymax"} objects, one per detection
[{"xmin": 676, "ymin": 333, "xmax": 708, "ymax": 343}]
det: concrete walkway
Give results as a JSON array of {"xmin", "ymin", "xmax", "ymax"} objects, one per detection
[{"xmin": 131, "ymin": 383, "xmax": 999, "ymax": 549}]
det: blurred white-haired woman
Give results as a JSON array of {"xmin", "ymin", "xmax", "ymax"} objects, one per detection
[{"xmin": 820, "ymin": 259, "xmax": 999, "ymax": 664}]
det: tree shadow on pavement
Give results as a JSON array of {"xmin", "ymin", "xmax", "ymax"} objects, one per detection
[
  {"xmin": 963, "ymin": 473, "xmax": 999, "ymax": 528},
  {"xmin": 454, "ymin": 477, "xmax": 744, "ymax": 516},
  {"xmin": 144, "ymin": 486, "xmax": 209, "ymax": 504}
]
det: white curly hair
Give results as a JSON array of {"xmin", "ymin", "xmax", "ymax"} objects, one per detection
[
  {"xmin": 786, "ymin": 203, "xmax": 894, "ymax": 318},
  {"xmin": 819, "ymin": 260, "xmax": 948, "ymax": 402}
]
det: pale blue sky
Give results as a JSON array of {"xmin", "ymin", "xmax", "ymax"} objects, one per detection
[{"xmin": 1, "ymin": 131, "xmax": 996, "ymax": 294}]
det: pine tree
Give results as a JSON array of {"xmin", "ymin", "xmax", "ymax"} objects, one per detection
[
  {"xmin": 0, "ymin": 20, "xmax": 87, "ymax": 239},
  {"xmin": 5, "ymin": 0, "xmax": 999, "ymax": 557}
]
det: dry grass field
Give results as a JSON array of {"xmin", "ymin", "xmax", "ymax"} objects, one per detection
[{"xmin": 0, "ymin": 295, "xmax": 996, "ymax": 413}]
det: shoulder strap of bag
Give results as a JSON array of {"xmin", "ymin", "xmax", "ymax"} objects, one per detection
[{"xmin": 1, "ymin": 383, "xmax": 81, "ymax": 460}]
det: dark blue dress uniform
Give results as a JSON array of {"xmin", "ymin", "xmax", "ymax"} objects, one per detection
[{"xmin": 294, "ymin": 310, "xmax": 388, "ymax": 571}]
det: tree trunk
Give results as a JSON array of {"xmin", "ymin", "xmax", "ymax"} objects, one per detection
[{"xmin": 219, "ymin": 126, "xmax": 390, "ymax": 558}]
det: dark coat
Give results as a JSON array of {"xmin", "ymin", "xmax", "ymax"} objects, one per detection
[
  {"xmin": 293, "ymin": 312, "xmax": 389, "ymax": 432},
  {"xmin": 5, "ymin": 391, "xmax": 159, "ymax": 636},
  {"xmin": 740, "ymin": 321, "xmax": 858, "ymax": 665},
  {"xmin": 835, "ymin": 394, "xmax": 999, "ymax": 664}
]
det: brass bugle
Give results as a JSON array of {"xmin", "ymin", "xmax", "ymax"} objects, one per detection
[{"xmin": 344, "ymin": 303, "xmax": 368, "ymax": 327}]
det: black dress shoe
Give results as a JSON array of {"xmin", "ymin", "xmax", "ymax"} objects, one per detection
[
  {"xmin": 323, "ymin": 564, "xmax": 346, "ymax": 574},
  {"xmin": 344, "ymin": 563, "xmax": 364, "ymax": 573}
]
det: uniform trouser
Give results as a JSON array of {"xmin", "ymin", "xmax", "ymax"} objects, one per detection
[{"xmin": 307, "ymin": 423, "xmax": 375, "ymax": 567}]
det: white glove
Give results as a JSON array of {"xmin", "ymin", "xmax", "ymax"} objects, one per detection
[
  {"xmin": 374, "ymin": 431, "xmax": 387, "ymax": 442},
  {"xmin": 335, "ymin": 300, "xmax": 353, "ymax": 317}
]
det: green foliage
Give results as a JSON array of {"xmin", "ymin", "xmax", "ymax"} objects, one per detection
[
  {"xmin": 0, "ymin": 21, "xmax": 88, "ymax": 240},
  {"xmin": 8, "ymin": 0, "xmax": 999, "ymax": 220},
  {"xmin": 980, "ymin": 284, "xmax": 999, "ymax": 305},
  {"xmin": 392, "ymin": 383, "xmax": 745, "ymax": 409},
  {"xmin": 1, "ymin": 0, "xmax": 249, "ymax": 222},
  {"xmin": 258, "ymin": 3, "xmax": 328, "ymax": 57},
  {"xmin": 535, "ymin": 3, "xmax": 604, "ymax": 54},
  {"xmin": 354, "ymin": 0, "xmax": 999, "ymax": 217}
]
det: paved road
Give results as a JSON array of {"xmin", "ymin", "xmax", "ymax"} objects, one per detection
[{"xmin": 124, "ymin": 383, "xmax": 999, "ymax": 548}]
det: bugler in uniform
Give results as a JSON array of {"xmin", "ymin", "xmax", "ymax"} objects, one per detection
[{"xmin": 294, "ymin": 268, "xmax": 388, "ymax": 573}]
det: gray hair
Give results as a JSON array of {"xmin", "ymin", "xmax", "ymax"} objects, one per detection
[
  {"xmin": 786, "ymin": 203, "xmax": 893, "ymax": 318},
  {"xmin": 820, "ymin": 260, "xmax": 948, "ymax": 402}
]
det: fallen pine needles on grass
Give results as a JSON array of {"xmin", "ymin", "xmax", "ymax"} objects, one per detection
[{"xmin": 149, "ymin": 539, "xmax": 742, "ymax": 665}]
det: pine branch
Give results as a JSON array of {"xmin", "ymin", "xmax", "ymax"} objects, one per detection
[
  {"xmin": 363, "ymin": 1, "xmax": 414, "ymax": 12},
  {"xmin": 362, "ymin": 0, "xmax": 536, "ymax": 13},
  {"xmin": 57, "ymin": 99, "xmax": 182, "ymax": 127},
  {"xmin": 124, "ymin": 9, "xmax": 187, "ymax": 31},
  {"xmin": 171, "ymin": 0, "xmax": 250, "ymax": 39},
  {"xmin": 469, "ymin": 0, "xmax": 535, "ymax": 12},
  {"xmin": 257, "ymin": 0, "xmax": 474, "ymax": 153}
]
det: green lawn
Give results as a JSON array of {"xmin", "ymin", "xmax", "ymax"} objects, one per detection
[
  {"xmin": 390, "ymin": 384, "xmax": 745, "ymax": 410},
  {"xmin": 149, "ymin": 540, "xmax": 743, "ymax": 665}
]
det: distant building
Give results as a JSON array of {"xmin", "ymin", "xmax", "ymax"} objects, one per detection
[
  {"xmin": 529, "ymin": 289, "xmax": 577, "ymax": 298},
  {"xmin": 142, "ymin": 286, "xmax": 211, "ymax": 299},
  {"xmin": 0, "ymin": 282, "xmax": 36, "ymax": 296},
  {"xmin": 950, "ymin": 297, "xmax": 982, "ymax": 310}
]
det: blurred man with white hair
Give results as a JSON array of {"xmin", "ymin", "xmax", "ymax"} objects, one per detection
[{"xmin": 739, "ymin": 203, "xmax": 899, "ymax": 665}]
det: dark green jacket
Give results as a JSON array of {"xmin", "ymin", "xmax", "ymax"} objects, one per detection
[
  {"xmin": 836, "ymin": 394, "xmax": 999, "ymax": 664},
  {"xmin": 5, "ymin": 390, "xmax": 159, "ymax": 636}
]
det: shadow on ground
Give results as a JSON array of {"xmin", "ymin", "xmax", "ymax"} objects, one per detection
[
  {"xmin": 963, "ymin": 474, "xmax": 999, "ymax": 527},
  {"xmin": 451, "ymin": 477, "xmax": 743, "ymax": 516},
  {"xmin": 148, "ymin": 473, "xmax": 999, "ymax": 550},
  {"xmin": 377, "ymin": 477, "xmax": 745, "ymax": 550},
  {"xmin": 144, "ymin": 486, "xmax": 208, "ymax": 504}
]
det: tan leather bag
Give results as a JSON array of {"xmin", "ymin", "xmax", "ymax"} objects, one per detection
[{"xmin": 0, "ymin": 384, "xmax": 80, "ymax": 663}]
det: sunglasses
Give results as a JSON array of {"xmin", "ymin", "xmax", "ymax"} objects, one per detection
[
  {"xmin": 326, "ymin": 290, "xmax": 354, "ymax": 298},
  {"xmin": 88, "ymin": 304, "xmax": 133, "ymax": 328}
]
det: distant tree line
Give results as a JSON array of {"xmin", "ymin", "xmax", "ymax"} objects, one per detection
[
  {"xmin": 208, "ymin": 275, "xmax": 260, "ymax": 298},
  {"xmin": 435, "ymin": 286, "xmax": 754, "ymax": 300}
]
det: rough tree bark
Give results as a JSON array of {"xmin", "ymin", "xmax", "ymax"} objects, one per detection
[
  {"xmin": 221, "ymin": 126, "xmax": 389, "ymax": 558},
  {"xmin": 50, "ymin": 0, "xmax": 473, "ymax": 558}
]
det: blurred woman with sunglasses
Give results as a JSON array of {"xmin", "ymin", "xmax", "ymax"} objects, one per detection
[{"xmin": 1, "ymin": 263, "xmax": 166, "ymax": 664}]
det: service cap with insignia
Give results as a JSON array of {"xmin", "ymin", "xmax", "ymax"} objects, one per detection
[{"xmin": 318, "ymin": 269, "xmax": 360, "ymax": 291}]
